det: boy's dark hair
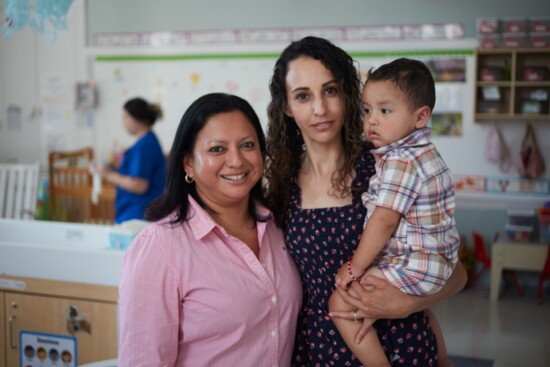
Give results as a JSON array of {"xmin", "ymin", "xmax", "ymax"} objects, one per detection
[{"xmin": 366, "ymin": 58, "xmax": 435, "ymax": 112}]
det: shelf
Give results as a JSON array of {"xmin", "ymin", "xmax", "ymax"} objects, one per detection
[
  {"xmin": 456, "ymin": 191, "xmax": 550, "ymax": 210},
  {"xmin": 475, "ymin": 113, "xmax": 550, "ymax": 121},
  {"xmin": 474, "ymin": 48, "xmax": 550, "ymax": 122}
]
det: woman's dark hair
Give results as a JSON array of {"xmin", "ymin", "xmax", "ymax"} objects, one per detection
[
  {"xmin": 124, "ymin": 97, "xmax": 163, "ymax": 127},
  {"xmin": 265, "ymin": 36, "xmax": 368, "ymax": 228},
  {"xmin": 146, "ymin": 93, "xmax": 269, "ymax": 224}
]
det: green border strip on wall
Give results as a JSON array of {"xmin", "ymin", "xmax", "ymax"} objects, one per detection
[{"xmin": 95, "ymin": 49, "xmax": 474, "ymax": 62}]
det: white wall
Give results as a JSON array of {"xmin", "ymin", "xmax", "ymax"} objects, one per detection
[
  {"xmin": 85, "ymin": 0, "xmax": 550, "ymax": 42},
  {"xmin": 1, "ymin": 1, "xmax": 550, "ymax": 185},
  {"xmin": 0, "ymin": 0, "xmax": 89, "ymax": 166}
]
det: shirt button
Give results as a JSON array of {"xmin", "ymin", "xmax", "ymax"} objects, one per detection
[
  {"xmin": 271, "ymin": 295, "xmax": 277, "ymax": 303},
  {"xmin": 271, "ymin": 330, "xmax": 277, "ymax": 337}
]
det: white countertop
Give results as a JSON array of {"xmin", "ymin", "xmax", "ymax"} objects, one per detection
[
  {"xmin": 455, "ymin": 191, "xmax": 550, "ymax": 210},
  {"xmin": 0, "ymin": 219, "xmax": 125, "ymax": 286}
]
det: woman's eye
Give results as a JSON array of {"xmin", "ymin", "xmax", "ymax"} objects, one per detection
[
  {"xmin": 295, "ymin": 93, "xmax": 308, "ymax": 101},
  {"xmin": 242, "ymin": 141, "xmax": 255, "ymax": 149},
  {"xmin": 325, "ymin": 86, "xmax": 338, "ymax": 95},
  {"xmin": 209, "ymin": 146, "xmax": 224, "ymax": 153}
]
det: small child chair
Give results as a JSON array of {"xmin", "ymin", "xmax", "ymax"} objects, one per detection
[
  {"xmin": 537, "ymin": 246, "xmax": 550, "ymax": 305},
  {"xmin": 470, "ymin": 231, "xmax": 523, "ymax": 296}
]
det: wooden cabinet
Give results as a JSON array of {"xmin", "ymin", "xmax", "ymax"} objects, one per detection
[
  {"xmin": 1, "ymin": 276, "xmax": 118, "ymax": 367},
  {"xmin": 0, "ymin": 292, "xmax": 5, "ymax": 367},
  {"xmin": 474, "ymin": 48, "xmax": 550, "ymax": 121}
]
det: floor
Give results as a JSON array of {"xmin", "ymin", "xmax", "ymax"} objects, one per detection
[{"xmin": 432, "ymin": 282, "xmax": 550, "ymax": 367}]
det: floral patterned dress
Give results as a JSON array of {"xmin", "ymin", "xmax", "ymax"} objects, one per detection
[{"xmin": 285, "ymin": 148, "xmax": 438, "ymax": 367}]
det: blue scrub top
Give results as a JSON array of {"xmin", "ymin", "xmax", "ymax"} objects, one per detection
[{"xmin": 115, "ymin": 130, "xmax": 166, "ymax": 223}]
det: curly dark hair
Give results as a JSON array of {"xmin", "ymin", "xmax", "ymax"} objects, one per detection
[{"xmin": 265, "ymin": 36, "xmax": 367, "ymax": 228}]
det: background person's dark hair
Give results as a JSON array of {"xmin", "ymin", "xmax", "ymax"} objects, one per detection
[
  {"xmin": 366, "ymin": 57, "xmax": 436, "ymax": 112},
  {"xmin": 124, "ymin": 97, "xmax": 163, "ymax": 127},
  {"xmin": 146, "ymin": 93, "xmax": 269, "ymax": 224},
  {"xmin": 265, "ymin": 36, "xmax": 368, "ymax": 228}
]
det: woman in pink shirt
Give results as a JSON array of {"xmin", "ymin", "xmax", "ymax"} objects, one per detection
[{"xmin": 118, "ymin": 93, "xmax": 302, "ymax": 366}]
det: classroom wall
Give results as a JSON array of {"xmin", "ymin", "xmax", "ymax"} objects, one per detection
[
  {"xmin": 0, "ymin": 0, "xmax": 89, "ymax": 165},
  {"xmin": 1, "ymin": 1, "xmax": 550, "ymax": 186},
  {"xmin": 85, "ymin": 0, "xmax": 550, "ymax": 44},
  {"xmin": 1, "ymin": 0, "xmax": 549, "ymax": 268}
]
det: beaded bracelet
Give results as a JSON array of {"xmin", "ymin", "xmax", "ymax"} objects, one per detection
[{"xmin": 347, "ymin": 257, "xmax": 365, "ymax": 282}]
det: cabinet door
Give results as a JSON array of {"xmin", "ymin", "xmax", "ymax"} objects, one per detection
[
  {"xmin": 0, "ymin": 292, "xmax": 5, "ymax": 367},
  {"xmin": 5, "ymin": 293, "xmax": 118, "ymax": 366}
]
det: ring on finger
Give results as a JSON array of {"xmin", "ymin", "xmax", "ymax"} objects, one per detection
[{"xmin": 353, "ymin": 311, "xmax": 358, "ymax": 323}]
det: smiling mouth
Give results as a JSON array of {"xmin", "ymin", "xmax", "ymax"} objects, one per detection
[{"xmin": 222, "ymin": 173, "xmax": 247, "ymax": 181}]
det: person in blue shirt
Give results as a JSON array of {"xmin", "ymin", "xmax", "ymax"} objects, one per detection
[{"xmin": 96, "ymin": 97, "xmax": 166, "ymax": 223}]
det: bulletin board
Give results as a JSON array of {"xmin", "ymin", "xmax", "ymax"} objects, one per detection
[{"xmin": 91, "ymin": 47, "xmax": 476, "ymax": 174}]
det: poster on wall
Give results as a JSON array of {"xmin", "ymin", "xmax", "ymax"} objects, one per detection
[
  {"xmin": 20, "ymin": 331, "xmax": 77, "ymax": 367},
  {"xmin": 427, "ymin": 58, "xmax": 466, "ymax": 136}
]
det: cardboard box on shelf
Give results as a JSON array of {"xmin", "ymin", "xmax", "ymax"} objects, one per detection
[
  {"xmin": 502, "ymin": 32, "xmax": 529, "ymax": 48},
  {"xmin": 502, "ymin": 17, "xmax": 529, "ymax": 33},
  {"xmin": 530, "ymin": 32, "xmax": 550, "ymax": 48},
  {"xmin": 480, "ymin": 66, "xmax": 506, "ymax": 81},
  {"xmin": 523, "ymin": 66, "xmax": 549, "ymax": 81},
  {"xmin": 476, "ymin": 18, "xmax": 501, "ymax": 34},
  {"xmin": 505, "ymin": 224, "xmax": 533, "ymax": 242},
  {"xmin": 530, "ymin": 17, "xmax": 550, "ymax": 33},
  {"xmin": 478, "ymin": 34, "xmax": 502, "ymax": 49}
]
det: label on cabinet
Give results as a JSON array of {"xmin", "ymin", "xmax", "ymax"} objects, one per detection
[
  {"xmin": 20, "ymin": 330, "xmax": 77, "ymax": 367},
  {"xmin": 0, "ymin": 277, "xmax": 26, "ymax": 290}
]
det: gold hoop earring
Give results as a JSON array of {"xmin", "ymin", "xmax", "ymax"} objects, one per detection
[{"xmin": 185, "ymin": 173, "xmax": 194, "ymax": 184}]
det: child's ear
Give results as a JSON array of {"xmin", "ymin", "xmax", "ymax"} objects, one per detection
[{"xmin": 414, "ymin": 106, "xmax": 431, "ymax": 129}]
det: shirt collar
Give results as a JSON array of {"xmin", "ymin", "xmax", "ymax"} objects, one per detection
[
  {"xmin": 372, "ymin": 127, "xmax": 432, "ymax": 156},
  {"xmin": 186, "ymin": 195, "xmax": 272, "ymax": 241}
]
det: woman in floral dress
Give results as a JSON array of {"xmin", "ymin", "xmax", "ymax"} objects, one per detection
[{"xmin": 265, "ymin": 36, "xmax": 467, "ymax": 366}]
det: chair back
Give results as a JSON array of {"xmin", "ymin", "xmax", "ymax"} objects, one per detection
[
  {"xmin": 473, "ymin": 231, "xmax": 491, "ymax": 268},
  {"xmin": 48, "ymin": 147, "xmax": 95, "ymax": 223},
  {"xmin": 48, "ymin": 147, "xmax": 116, "ymax": 224},
  {"xmin": 0, "ymin": 163, "xmax": 40, "ymax": 219},
  {"xmin": 91, "ymin": 179, "xmax": 116, "ymax": 224}
]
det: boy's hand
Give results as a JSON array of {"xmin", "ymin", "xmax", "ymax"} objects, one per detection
[
  {"xmin": 335, "ymin": 263, "xmax": 353, "ymax": 290},
  {"xmin": 336, "ymin": 259, "xmax": 365, "ymax": 290}
]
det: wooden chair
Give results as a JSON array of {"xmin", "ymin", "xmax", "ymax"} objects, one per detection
[
  {"xmin": 49, "ymin": 147, "xmax": 95, "ymax": 223},
  {"xmin": 48, "ymin": 147, "xmax": 115, "ymax": 224},
  {"xmin": 91, "ymin": 179, "xmax": 116, "ymax": 225},
  {"xmin": 0, "ymin": 163, "xmax": 40, "ymax": 219}
]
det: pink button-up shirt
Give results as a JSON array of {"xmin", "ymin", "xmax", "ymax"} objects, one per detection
[{"xmin": 118, "ymin": 197, "xmax": 302, "ymax": 367}]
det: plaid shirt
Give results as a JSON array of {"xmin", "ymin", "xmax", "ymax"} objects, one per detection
[{"xmin": 362, "ymin": 127, "xmax": 459, "ymax": 296}]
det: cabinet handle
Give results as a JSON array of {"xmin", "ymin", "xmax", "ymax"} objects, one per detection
[{"xmin": 9, "ymin": 315, "xmax": 17, "ymax": 349}]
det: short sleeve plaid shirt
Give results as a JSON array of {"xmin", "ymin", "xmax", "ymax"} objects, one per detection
[{"xmin": 362, "ymin": 127, "xmax": 459, "ymax": 296}]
